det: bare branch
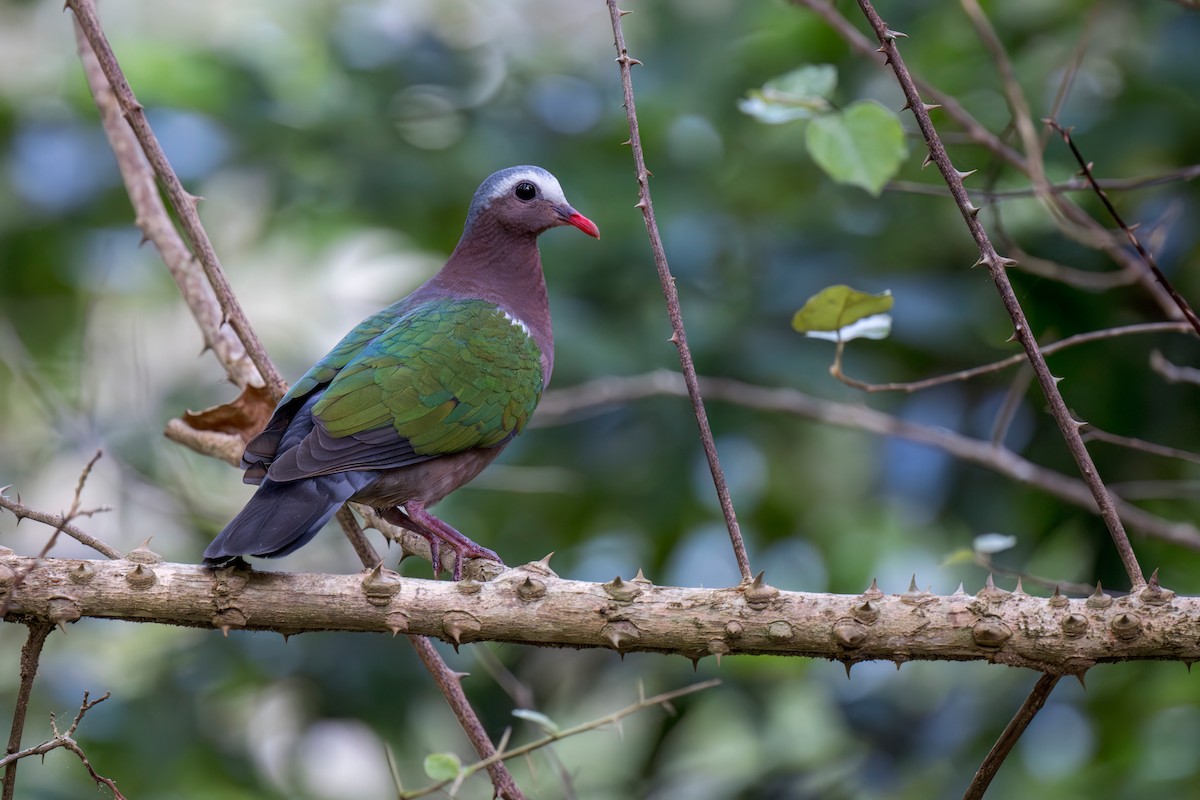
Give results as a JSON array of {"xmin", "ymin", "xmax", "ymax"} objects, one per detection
[
  {"xmin": 1, "ymin": 499, "xmax": 119, "ymax": 561},
  {"xmin": 835, "ymin": 322, "xmax": 1191, "ymax": 393},
  {"xmin": 0, "ymin": 690, "xmax": 124, "ymax": 800},
  {"xmin": 963, "ymin": 674, "xmax": 1060, "ymax": 800},
  {"xmin": 1046, "ymin": 120, "xmax": 1200, "ymax": 337},
  {"xmin": 408, "ymin": 635, "xmax": 524, "ymax": 800},
  {"xmin": 1082, "ymin": 426, "xmax": 1200, "ymax": 466},
  {"xmin": 1149, "ymin": 350, "xmax": 1200, "ymax": 386},
  {"xmin": 1, "ymin": 452, "xmax": 119, "ymax": 620},
  {"xmin": 856, "ymin": 0, "xmax": 1145, "ymax": 589},
  {"xmin": 606, "ymin": 0, "xmax": 751, "ymax": 583},
  {"xmin": 887, "ymin": 164, "xmax": 1200, "ymax": 202},
  {"xmin": 1, "ymin": 623, "xmax": 53, "ymax": 800}
]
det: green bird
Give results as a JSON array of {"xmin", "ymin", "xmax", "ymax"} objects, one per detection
[{"xmin": 203, "ymin": 166, "xmax": 599, "ymax": 578}]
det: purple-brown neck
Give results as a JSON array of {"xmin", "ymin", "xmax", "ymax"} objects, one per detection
[{"xmin": 424, "ymin": 215, "xmax": 555, "ymax": 382}]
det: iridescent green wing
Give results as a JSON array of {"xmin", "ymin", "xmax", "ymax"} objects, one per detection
[
  {"xmin": 280, "ymin": 304, "xmax": 406, "ymax": 405},
  {"xmin": 312, "ymin": 298, "xmax": 544, "ymax": 460}
]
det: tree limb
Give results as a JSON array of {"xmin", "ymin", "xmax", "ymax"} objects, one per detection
[{"xmin": 3, "ymin": 555, "xmax": 1195, "ymax": 673}]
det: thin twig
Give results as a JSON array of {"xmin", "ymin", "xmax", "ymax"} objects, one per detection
[
  {"xmin": 1046, "ymin": 120, "xmax": 1200, "ymax": 337},
  {"xmin": 0, "ymin": 690, "xmax": 124, "ymax": 800},
  {"xmin": 606, "ymin": 0, "xmax": 752, "ymax": 583},
  {"xmin": 336, "ymin": 507, "xmax": 382, "ymax": 569},
  {"xmin": 399, "ymin": 680, "xmax": 720, "ymax": 799},
  {"xmin": 538, "ymin": 371, "xmax": 1200, "ymax": 550},
  {"xmin": 2, "ymin": 623, "xmax": 53, "ymax": 800},
  {"xmin": 990, "ymin": 363, "xmax": 1033, "ymax": 446},
  {"xmin": 857, "ymin": 0, "xmax": 1145, "ymax": 589},
  {"xmin": 408, "ymin": 635, "xmax": 525, "ymax": 800},
  {"xmin": 963, "ymin": 674, "xmax": 1061, "ymax": 800},
  {"xmin": 1082, "ymin": 426, "xmax": 1200, "ymax": 466},
  {"xmin": 999, "ymin": 240, "xmax": 1139, "ymax": 291},
  {"xmin": 1041, "ymin": 7, "xmax": 1097, "ymax": 153},
  {"xmin": 0, "ymin": 452, "xmax": 117, "ymax": 619},
  {"xmin": 959, "ymin": 0, "xmax": 1061, "ymax": 231},
  {"xmin": 887, "ymin": 164, "xmax": 1200, "ymax": 201},
  {"xmin": 834, "ymin": 321, "xmax": 1191, "ymax": 393},
  {"xmin": 1149, "ymin": 350, "xmax": 1200, "ymax": 386},
  {"xmin": 66, "ymin": 0, "xmax": 286, "ymax": 402},
  {"xmin": 0, "ymin": 490, "xmax": 119, "ymax": 560}
]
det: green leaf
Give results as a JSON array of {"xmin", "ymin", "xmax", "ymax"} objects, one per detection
[
  {"xmin": 738, "ymin": 64, "xmax": 838, "ymax": 123},
  {"xmin": 804, "ymin": 100, "xmax": 907, "ymax": 195},
  {"xmin": 792, "ymin": 285, "xmax": 894, "ymax": 342},
  {"xmin": 942, "ymin": 547, "xmax": 977, "ymax": 567},
  {"xmin": 512, "ymin": 708, "xmax": 561, "ymax": 736},
  {"xmin": 423, "ymin": 752, "xmax": 463, "ymax": 782}
]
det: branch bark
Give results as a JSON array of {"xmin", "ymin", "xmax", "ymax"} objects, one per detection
[{"xmin": 3, "ymin": 555, "xmax": 1195, "ymax": 674}]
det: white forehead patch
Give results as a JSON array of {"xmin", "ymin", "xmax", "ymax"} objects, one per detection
[
  {"xmin": 465, "ymin": 165, "xmax": 573, "ymax": 228},
  {"xmin": 488, "ymin": 169, "xmax": 567, "ymax": 205}
]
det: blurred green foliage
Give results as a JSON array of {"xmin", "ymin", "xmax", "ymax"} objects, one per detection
[{"xmin": 2, "ymin": 0, "xmax": 1199, "ymax": 798}]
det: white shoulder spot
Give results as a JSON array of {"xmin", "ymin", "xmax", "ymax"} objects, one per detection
[{"xmin": 497, "ymin": 308, "xmax": 532, "ymax": 338}]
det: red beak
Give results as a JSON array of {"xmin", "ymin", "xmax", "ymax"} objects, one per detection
[{"xmin": 565, "ymin": 210, "xmax": 600, "ymax": 239}]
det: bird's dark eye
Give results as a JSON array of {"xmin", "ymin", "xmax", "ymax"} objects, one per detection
[{"xmin": 514, "ymin": 182, "xmax": 537, "ymax": 201}]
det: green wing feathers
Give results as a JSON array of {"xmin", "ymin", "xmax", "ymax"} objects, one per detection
[
  {"xmin": 313, "ymin": 299, "xmax": 544, "ymax": 456},
  {"xmin": 282, "ymin": 305, "xmax": 402, "ymax": 405}
]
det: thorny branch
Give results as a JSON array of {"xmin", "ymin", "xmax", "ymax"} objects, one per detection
[
  {"xmin": 855, "ymin": 0, "xmax": 1146, "ymax": 590},
  {"xmin": 72, "ymin": 18, "xmax": 262, "ymax": 391},
  {"xmin": 0, "ymin": 691, "xmax": 124, "ymax": 800},
  {"xmin": 5, "ymin": 553, "xmax": 1197, "ymax": 670},
  {"xmin": 2, "ymin": 623, "xmax": 53, "ymax": 800},
  {"xmin": 66, "ymin": 0, "xmax": 285, "ymax": 402},
  {"xmin": 407, "ymin": 635, "xmax": 524, "ymax": 800},
  {"xmin": 962, "ymin": 673, "xmax": 1060, "ymax": 800},
  {"xmin": 793, "ymin": 0, "xmax": 1182, "ymax": 317},
  {"xmin": 1046, "ymin": 120, "xmax": 1200, "ymax": 337},
  {"xmin": 605, "ymin": 0, "xmax": 752, "ymax": 584}
]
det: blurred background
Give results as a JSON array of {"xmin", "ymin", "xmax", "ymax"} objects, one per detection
[{"xmin": 1, "ymin": 0, "xmax": 1199, "ymax": 797}]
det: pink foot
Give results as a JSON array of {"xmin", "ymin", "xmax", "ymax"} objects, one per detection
[{"xmin": 381, "ymin": 503, "xmax": 503, "ymax": 580}]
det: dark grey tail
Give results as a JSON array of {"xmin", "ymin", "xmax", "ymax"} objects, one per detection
[{"xmin": 203, "ymin": 472, "xmax": 375, "ymax": 565}]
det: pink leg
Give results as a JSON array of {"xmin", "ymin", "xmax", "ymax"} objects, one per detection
[
  {"xmin": 380, "ymin": 506, "xmax": 443, "ymax": 578},
  {"xmin": 381, "ymin": 503, "xmax": 502, "ymax": 580}
]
